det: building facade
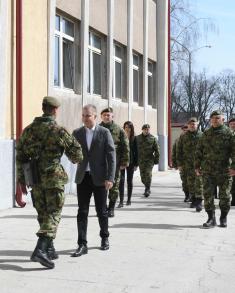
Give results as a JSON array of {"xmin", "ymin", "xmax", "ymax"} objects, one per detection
[{"xmin": 0, "ymin": 0, "xmax": 169, "ymax": 209}]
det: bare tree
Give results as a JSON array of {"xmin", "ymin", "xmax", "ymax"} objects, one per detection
[{"xmin": 217, "ymin": 70, "xmax": 235, "ymax": 121}]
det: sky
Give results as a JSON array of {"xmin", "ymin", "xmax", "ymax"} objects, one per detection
[{"xmin": 190, "ymin": 0, "xmax": 235, "ymax": 75}]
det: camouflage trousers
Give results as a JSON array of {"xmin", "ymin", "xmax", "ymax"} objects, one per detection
[
  {"xmin": 108, "ymin": 169, "xmax": 121, "ymax": 203},
  {"xmin": 183, "ymin": 168, "xmax": 203, "ymax": 200},
  {"xmin": 179, "ymin": 169, "xmax": 189, "ymax": 194},
  {"xmin": 139, "ymin": 163, "xmax": 154, "ymax": 188},
  {"xmin": 231, "ymin": 177, "xmax": 235, "ymax": 203},
  {"xmin": 203, "ymin": 174, "xmax": 232, "ymax": 213},
  {"xmin": 31, "ymin": 186, "xmax": 65, "ymax": 239}
]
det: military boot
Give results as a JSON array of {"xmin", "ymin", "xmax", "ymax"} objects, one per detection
[
  {"xmin": 47, "ymin": 239, "xmax": 59, "ymax": 260},
  {"xmin": 30, "ymin": 237, "xmax": 55, "ymax": 269},
  {"xmin": 190, "ymin": 197, "xmax": 197, "ymax": 208},
  {"xmin": 219, "ymin": 211, "xmax": 228, "ymax": 228},
  {"xmin": 108, "ymin": 201, "xmax": 115, "ymax": 217},
  {"xmin": 144, "ymin": 185, "xmax": 151, "ymax": 197},
  {"xmin": 195, "ymin": 199, "xmax": 203, "ymax": 212},
  {"xmin": 203, "ymin": 211, "xmax": 217, "ymax": 228},
  {"xmin": 184, "ymin": 191, "xmax": 190, "ymax": 202}
]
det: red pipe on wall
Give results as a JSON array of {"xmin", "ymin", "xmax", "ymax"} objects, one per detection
[
  {"xmin": 16, "ymin": 0, "xmax": 26, "ymax": 207},
  {"xmin": 168, "ymin": 0, "xmax": 172, "ymax": 167}
]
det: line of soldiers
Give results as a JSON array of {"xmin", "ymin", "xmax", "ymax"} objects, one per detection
[{"xmin": 172, "ymin": 110, "xmax": 235, "ymax": 229}]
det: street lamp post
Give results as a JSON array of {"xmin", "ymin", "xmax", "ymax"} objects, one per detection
[{"xmin": 171, "ymin": 38, "xmax": 211, "ymax": 115}]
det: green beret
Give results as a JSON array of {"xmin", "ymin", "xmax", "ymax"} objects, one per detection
[
  {"xmin": 229, "ymin": 116, "xmax": 235, "ymax": 123},
  {"xmin": 187, "ymin": 117, "xmax": 198, "ymax": 124},
  {"xmin": 101, "ymin": 107, "xmax": 113, "ymax": 114},
  {"xmin": 210, "ymin": 110, "xmax": 223, "ymax": 118},
  {"xmin": 142, "ymin": 124, "xmax": 150, "ymax": 130},
  {"xmin": 42, "ymin": 96, "xmax": 61, "ymax": 108}
]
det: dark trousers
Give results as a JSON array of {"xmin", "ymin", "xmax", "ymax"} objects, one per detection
[
  {"xmin": 119, "ymin": 165, "xmax": 135, "ymax": 202},
  {"xmin": 76, "ymin": 172, "xmax": 109, "ymax": 245}
]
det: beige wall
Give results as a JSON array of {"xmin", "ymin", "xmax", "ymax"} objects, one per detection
[
  {"xmin": 22, "ymin": 0, "xmax": 48, "ymax": 127},
  {"xmin": 90, "ymin": 0, "xmax": 107, "ymax": 34},
  {"xmin": 114, "ymin": 0, "xmax": 127, "ymax": 46},
  {"xmin": 56, "ymin": 0, "xmax": 81, "ymax": 19},
  {"xmin": 171, "ymin": 127, "xmax": 182, "ymax": 150},
  {"xmin": 133, "ymin": 0, "xmax": 143, "ymax": 55},
  {"xmin": 148, "ymin": 0, "xmax": 157, "ymax": 61}
]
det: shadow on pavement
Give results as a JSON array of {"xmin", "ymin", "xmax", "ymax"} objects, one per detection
[
  {"xmin": 110, "ymin": 223, "xmax": 201, "ymax": 230},
  {"xmin": 0, "ymin": 263, "xmax": 47, "ymax": 271}
]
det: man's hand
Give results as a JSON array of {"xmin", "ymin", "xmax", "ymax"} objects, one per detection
[
  {"xmin": 195, "ymin": 168, "xmax": 201, "ymax": 176},
  {"xmin": 105, "ymin": 180, "xmax": 113, "ymax": 190},
  {"xmin": 20, "ymin": 184, "xmax": 27, "ymax": 195},
  {"xmin": 229, "ymin": 169, "xmax": 235, "ymax": 176}
]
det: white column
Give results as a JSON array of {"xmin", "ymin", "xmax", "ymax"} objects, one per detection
[
  {"xmin": 156, "ymin": 0, "xmax": 169, "ymax": 170},
  {"xmin": 0, "ymin": 0, "xmax": 8, "ymax": 138},
  {"xmin": 143, "ymin": 0, "xmax": 149, "ymax": 123},
  {"xmin": 127, "ymin": 0, "xmax": 133, "ymax": 120},
  {"xmin": 47, "ymin": 0, "xmax": 56, "ymax": 96},
  {"xmin": 107, "ymin": 0, "xmax": 114, "ymax": 106},
  {"xmin": 81, "ymin": 0, "xmax": 89, "ymax": 106}
]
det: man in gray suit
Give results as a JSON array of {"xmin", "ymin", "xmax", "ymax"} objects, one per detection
[{"xmin": 71, "ymin": 104, "xmax": 116, "ymax": 257}]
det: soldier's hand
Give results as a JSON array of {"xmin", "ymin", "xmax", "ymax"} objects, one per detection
[
  {"xmin": 195, "ymin": 168, "xmax": 201, "ymax": 176},
  {"xmin": 229, "ymin": 168, "xmax": 235, "ymax": 176},
  {"xmin": 20, "ymin": 184, "xmax": 28, "ymax": 195},
  {"xmin": 105, "ymin": 180, "xmax": 113, "ymax": 190}
]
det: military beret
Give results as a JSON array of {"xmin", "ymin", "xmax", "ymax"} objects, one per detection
[
  {"xmin": 229, "ymin": 116, "xmax": 235, "ymax": 123},
  {"xmin": 101, "ymin": 107, "xmax": 113, "ymax": 115},
  {"xmin": 187, "ymin": 117, "xmax": 198, "ymax": 124},
  {"xmin": 142, "ymin": 124, "xmax": 150, "ymax": 130},
  {"xmin": 210, "ymin": 110, "xmax": 223, "ymax": 118},
  {"xmin": 42, "ymin": 96, "xmax": 61, "ymax": 108}
]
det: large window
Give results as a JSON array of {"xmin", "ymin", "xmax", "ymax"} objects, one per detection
[
  {"xmin": 54, "ymin": 15, "xmax": 74, "ymax": 89},
  {"xmin": 88, "ymin": 32, "xmax": 102, "ymax": 95},
  {"xmin": 113, "ymin": 44, "xmax": 123, "ymax": 99},
  {"xmin": 133, "ymin": 54, "xmax": 139, "ymax": 103},
  {"xmin": 148, "ymin": 61, "xmax": 153, "ymax": 106}
]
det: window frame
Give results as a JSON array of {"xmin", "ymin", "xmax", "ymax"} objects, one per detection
[
  {"xmin": 113, "ymin": 43, "xmax": 123, "ymax": 100},
  {"xmin": 133, "ymin": 53, "xmax": 140, "ymax": 104},
  {"xmin": 147, "ymin": 61, "xmax": 153, "ymax": 106}
]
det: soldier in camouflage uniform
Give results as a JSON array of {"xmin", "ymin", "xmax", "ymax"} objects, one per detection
[
  {"xmin": 228, "ymin": 116, "xmax": 235, "ymax": 206},
  {"xmin": 100, "ymin": 108, "xmax": 129, "ymax": 217},
  {"xmin": 171, "ymin": 124, "xmax": 190, "ymax": 202},
  {"xmin": 177, "ymin": 118, "xmax": 203, "ymax": 211},
  {"xmin": 16, "ymin": 96, "xmax": 83, "ymax": 269},
  {"xmin": 195, "ymin": 110, "xmax": 235, "ymax": 228},
  {"xmin": 136, "ymin": 124, "xmax": 160, "ymax": 197}
]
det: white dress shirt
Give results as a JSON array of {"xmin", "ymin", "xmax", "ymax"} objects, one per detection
[{"xmin": 85, "ymin": 124, "xmax": 96, "ymax": 171}]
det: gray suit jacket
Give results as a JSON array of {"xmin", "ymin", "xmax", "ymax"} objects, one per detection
[{"xmin": 73, "ymin": 124, "xmax": 116, "ymax": 186}]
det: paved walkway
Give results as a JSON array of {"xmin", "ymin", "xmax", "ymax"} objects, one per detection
[{"xmin": 1, "ymin": 170, "xmax": 235, "ymax": 293}]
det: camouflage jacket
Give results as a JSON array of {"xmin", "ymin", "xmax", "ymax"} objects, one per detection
[
  {"xmin": 16, "ymin": 115, "xmax": 83, "ymax": 189},
  {"xmin": 136, "ymin": 133, "xmax": 160, "ymax": 165},
  {"xmin": 100, "ymin": 121, "xmax": 129, "ymax": 167},
  {"xmin": 195, "ymin": 124, "xmax": 235, "ymax": 174},
  {"xmin": 177, "ymin": 130, "xmax": 202, "ymax": 169}
]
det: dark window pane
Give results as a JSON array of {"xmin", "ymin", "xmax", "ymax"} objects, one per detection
[
  {"xmin": 115, "ymin": 61, "xmax": 122, "ymax": 98},
  {"xmin": 87, "ymin": 50, "xmax": 91, "ymax": 93},
  {"xmin": 92, "ymin": 34, "xmax": 101, "ymax": 50},
  {"xmin": 55, "ymin": 15, "xmax": 60, "ymax": 31},
  {"xmin": 148, "ymin": 75, "xmax": 153, "ymax": 105},
  {"xmin": 93, "ymin": 53, "xmax": 101, "ymax": 95},
  {"xmin": 133, "ymin": 69, "xmax": 139, "ymax": 103},
  {"xmin": 63, "ymin": 39, "xmax": 74, "ymax": 89},
  {"xmin": 115, "ymin": 45, "xmax": 122, "ymax": 59},
  {"xmin": 54, "ymin": 36, "xmax": 60, "ymax": 86},
  {"xmin": 62, "ymin": 18, "xmax": 74, "ymax": 37},
  {"xmin": 148, "ymin": 62, "xmax": 153, "ymax": 73},
  {"xmin": 133, "ymin": 54, "xmax": 139, "ymax": 66}
]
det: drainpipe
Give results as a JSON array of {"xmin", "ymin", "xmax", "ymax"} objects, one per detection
[
  {"xmin": 15, "ymin": 0, "xmax": 26, "ymax": 207},
  {"xmin": 168, "ymin": 0, "xmax": 172, "ymax": 167}
]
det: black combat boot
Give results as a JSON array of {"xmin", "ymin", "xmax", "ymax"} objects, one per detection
[
  {"xmin": 144, "ymin": 185, "xmax": 151, "ymax": 197},
  {"xmin": 30, "ymin": 237, "xmax": 55, "ymax": 269},
  {"xmin": 184, "ymin": 191, "xmax": 190, "ymax": 202},
  {"xmin": 219, "ymin": 211, "xmax": 228, "ymax": 228},
  {"xmin": 47, "ymin": 239, "xmax": 59, "ymax": 260},
  {"xmin": 108, "ymin": 201, "xmax": 115, "ymax": 217},
  {"xmin": 195, "ymin": 199, "xmax": 203, "ymax": 212},
  {"xmin": 231, "ymin": 194, "xmax": 235, "ymax": 206},
  {"xmin": 126, "ymin": 195, "xmax": 131, "ymax": 205},
  {"xmin": 203, "ymin": 211, "xmax": 217, "ymax": 228}
]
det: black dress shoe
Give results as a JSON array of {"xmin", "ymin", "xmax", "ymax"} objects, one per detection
[
  {"xmin": 101, "ymin": 238, "xmax": 109, "ymax": 250},
  {"xmin": 71, "ymin": 245, "xmax": 88, "ymax": 257}
]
